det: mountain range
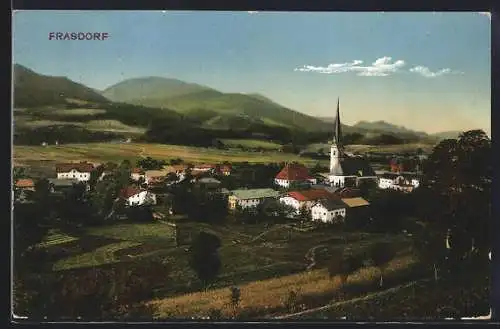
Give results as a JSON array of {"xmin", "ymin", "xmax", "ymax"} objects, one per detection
[{"xmin": 12, "ymin": 63, "xmax": 462, "ymax": 140}]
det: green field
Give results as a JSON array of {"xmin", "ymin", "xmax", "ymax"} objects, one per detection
[
  {"xmin": 13, "ymin": 142, "xmax": 327, "ymax": 167},
  {"xmin": 220, "ymin": 139, "xmax": 283, "ymax": 150},
  {"xmin": 307, "ymin": 143, "xmax": 435, "ymax": 154},
  {"xmin": 39, "ymin": 220, "xmax": 411, "ymax": 302}
]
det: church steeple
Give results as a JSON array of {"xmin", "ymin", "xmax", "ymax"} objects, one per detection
[
  {"xmin": 333, "ymin": 98, "xmax": 342, "ymax": 146},
  {"xmin": 330, "ymin": 97, "xmax": 344, "ymax": 174}
]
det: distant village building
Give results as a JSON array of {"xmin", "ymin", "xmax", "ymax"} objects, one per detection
[
  {"xmin": 119, "ymin": 186, "xmax": 157, "ymax": 206},
  {"xmin": 131, "ymin": 168, "xmax": 146, "ymax": 181},
  {"xmin": 279, "ymin": 189, "xmax": 338, "ymax": 216},
  {"xmin": 55, "ymin": 162, "xmax": 94, "ymax": 182},
  {"xmin": 218, "ymin": 164, "xmax": 232, "ymax": 176},
  {"xmin": 145, "ymin": 169, "xmax": 170, "ymax": 185},
  {"xmin": 311, "ymin": 199, "xmax": 347, "ymax": 223},
  {"xmin": 195, "ymin": 177, "xmax": 222, "ymax": 190},
  {"xmin": 378, "ymin": 172, "xmax": 420, "ymax": 192},
  {"xmin": 48, "ymin": 178, "xmax": 82, "ymax": 193},
  {"xmin": 327, "ymin": 99, "xmax": 378, "ymax": 188},
  {"xmin": 192, "ymin": 164, "xmax": 217, "ymax": 173},
  {"xmin": 274, "ymin": 163, "xmax": 316, "ymax": 188},
  {"xmin": 15, "ymin": 178, "xmax": 35, "ymax": 191},
  {"xmin": 228, "ymin": 188, "xmax": 280, "ymax": 210}
]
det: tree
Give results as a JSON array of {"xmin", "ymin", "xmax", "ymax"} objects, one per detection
[
  {"xmin": 420, "ymin": 130, "xmax": 491, "ymax": 263},
  {"xmin": 189, "ymin": 232, "xmax": 222, "ymax": 288},
  {"xmin": 298, "ymin": 205, "xmax": 311, "ymax": 222},
  {"xmin": 328, "ymin": 249, "xmax": 362, "ymax": 289},
  {"xmin": 369, "ymin": 242, "xmax": 396, "ymax": 287},
  {"xmin": 412, "ymin": 226, "xmax": 447, "ymax": 282}
]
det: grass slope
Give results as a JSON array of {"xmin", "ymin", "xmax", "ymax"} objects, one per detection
[
  {"xmin": 13, "ymin": 64, "xmax": 109, "ymax": 107},
  {"xmin": 102, "ymin": 77, "xmax": 213, "ymax": 102},
  {"xmin": 126, "ymin": 90, "xmax": 332, "ymax": 132},
  {"xmin": 13, "ymin": 142, "xmax": 326, "ymax": 166}
]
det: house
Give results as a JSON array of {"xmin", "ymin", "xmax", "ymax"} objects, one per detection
[
  {"xmin": 275, "ymin": 163, "xmax": 316, "ymax": 188},
  {"xmin": 279, "ymin": 189, "xmax": 338, "ymax": 216},
  {"xmin": 195, "ymin": 177, "xmax": 222, "ymax": 190},
  {"xmin": 15, "ymin": 178, "xmax": 35, "ymax": 191},
  {"xmin": 228, "ymin": 188, "xmax": 280, "ymax": 210},
  {"xmin": 341, "ymin": 197, "xmax": 370, "ymax": 209},
  {"xmin": 55, "ymin": 162, "xmax": 94, "ymax": 182},
  {"xmin": 378, "ymin": 172, "xmax": 420, "ymax": 192},
  {"xmin": 327, "ymin": 99, "xmax": 378, "ymax": 188},
  {"xmin": 192, "ymin": 163, "xmax": 217, "ymax": 173},
  {"xmin": 131, "ymin": 168, "xmax": 146, "ymax": 181},
  {"xmin": 48, "ymin": 178, "xmax": 82, "ymax": 193},
  {"xmin": 145, "ymin": 170, "xmax": 170, "ymax": 185},
  {"xmin": 119, "ymin": 186, "xmax": 157, "ymax": 206},
  {"xmin": 311, "ymin": 199, "xmax": 347, "ymax": 223},
  {"xmin": 218, "ymin": 164, "xmax": 232, "ymax": 176},
  {"xmin": 337, "ymin": 187, "xmax": 362, "ymax": 198}
]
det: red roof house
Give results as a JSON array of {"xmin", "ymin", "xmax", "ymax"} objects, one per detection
[
  {"xmin": 275, "ymin": 163, "xmax": 315, "ymax": 188},
  {"xmin": 15, "ymin": 178, "xmax": 35, "ymax": 190}
]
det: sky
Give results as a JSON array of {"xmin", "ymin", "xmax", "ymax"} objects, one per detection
[{"xmin": 12, "ymin": 11, "xmax": 491, "ymax": 135}]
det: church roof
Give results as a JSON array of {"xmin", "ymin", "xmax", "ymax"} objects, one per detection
[
  {"xmin": 331, "ymin": 157, "xmax": 376, "ymax": 177},
  {"xmin": 276, "ymin": 163, "xmax": 312, "ymax": 181}
]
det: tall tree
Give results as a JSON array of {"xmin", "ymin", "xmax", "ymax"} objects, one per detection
[{"xmin": 420, "ymin": 130, "xmax": 491, "ymax": 262}]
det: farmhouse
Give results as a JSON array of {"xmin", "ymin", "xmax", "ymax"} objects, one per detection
[
  {"xmin": 218, "ymin": 164, "xmax": 232, "ymax": 176},
  {"xmin": 327, "ymin": 99, "xmax": 378, "ymax": 188},
  {"xmin": 145, "ymin": 169, "xmax": 170, "ymax": 185},
  {"xmin": 48, "ymin": 178, "xmax": 82, "ymax": 193},
  {"xmin": 15, "ymin": 178, "xmax": 35, "ymax": 191},
  {"xmin": 311, "ymin": 199, "xmax": 347, "ymax": 223},
  {"xmin": 119, "ymin": 186, "xmax": 157, "ymax": 206},
  {"xmin": 378, "ymin": 172, "xmax": 420, "ymax": 192},
  {"xmin": 194, "ymin": 177, "xmax": 222, "ymax": 190},
  {"xmin": 131, "ymin": 168, "xmax": 146, "ymax": 181},
  {"xmin": 274, "ymin": 163, "xmax": 316, "ymax": 188},
  {"xmin": 55, "ymin": 162, "xmax": 94, "ymax": 182},
  {"xmin": 228, "ymin": 188, "xmax": 280, "ymax": 210},
  {"xmin": 279, "ymin": 189, "xmax": 338, "ymax": 216},
  {"xmin": 192, "ymin": 163, "xmax": 217, "ymax": 173}
]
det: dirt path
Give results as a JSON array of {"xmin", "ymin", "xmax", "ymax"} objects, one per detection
[
  {"xmin": 272, "ymin": 280, "xmax": 422, "ymax": 320},
  {"xmin": 305, "ymin": 245, "xmax": 328, "ymax": 271}
]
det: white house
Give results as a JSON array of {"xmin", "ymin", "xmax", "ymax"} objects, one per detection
[
  {"xmin": 274, "ymin": 163, "xmax": 316, "ymax": 188},
  {"xmin": 192, "ymin": 163, "xmax": 217, "ymax": 173},
  {"xmin": 55, "ymin": 162, "xmax": 94, "ymax": 182},
  {"xmin": 120, "ymin": 186, "xmax": 157, "ymax": 206},
  {"xmin": 228, "ymin": 188, "xmax": 280, "ymax": 210},
  {"xmin": 378, "ymin": 172, "xmax": 420, "ymax": 192},
  {"xmin": 311, "ymin": 199, "xmax": 347, "ymax": 223},
  {"xmin": 131, "ymin": 168, "xmax": 146, "ymax": 181},
  {"xmin": 279, "ymin": 189, "xmax": 337, "ymax": 216}
]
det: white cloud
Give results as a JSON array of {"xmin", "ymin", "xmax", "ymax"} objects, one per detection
[
  {"xmin": 409, "ymin": 65, "xmax": 463, "ymax": 78},
  {"xmin": 294, "ymin": 56, "xmax": 406, "ymax": 77}
]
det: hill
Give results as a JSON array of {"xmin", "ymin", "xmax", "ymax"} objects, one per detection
[
  {"xmin": 429, "ymin": 131, "xmax": 462, "ymax": 140},
  {"xmin": 101, "ymin": 77, "xmax": 214, "ymax": 102},
  {"xmin": 124, "ymin": 87, "xmax": 332, "ymax": 132},
  {"xmin": 352, "ymin": 121, "xmax": 428, "ymax": 137},
  {"xmin": 13, "ymin": 64, "xmax": 109, "ymax": 107}
]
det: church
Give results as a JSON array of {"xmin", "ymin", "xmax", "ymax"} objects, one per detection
[{"xmin": 327, "ymin": 99, "xmax": 378, "ymax": 188}]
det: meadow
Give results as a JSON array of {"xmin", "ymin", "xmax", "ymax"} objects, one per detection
[
  {"xmin": 13, "ymin": 142, "xmax": 327, "ymax": 167},
  {"xmin": 219, "ymin": 139, "xmax": 283, "ymax": 150},
  {"xmin": 36, "ymin": 219, "xmax": 414, "ymax": 319}
]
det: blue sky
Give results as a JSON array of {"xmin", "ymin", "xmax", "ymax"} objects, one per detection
[{"xmin": 13, "ymin": 11, "xmax": 491, "ymax": 134}]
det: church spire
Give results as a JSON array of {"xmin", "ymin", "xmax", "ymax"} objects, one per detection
[{"xmin": 333, "ymin": 97, "xmax": 342, "ymax": 146}]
